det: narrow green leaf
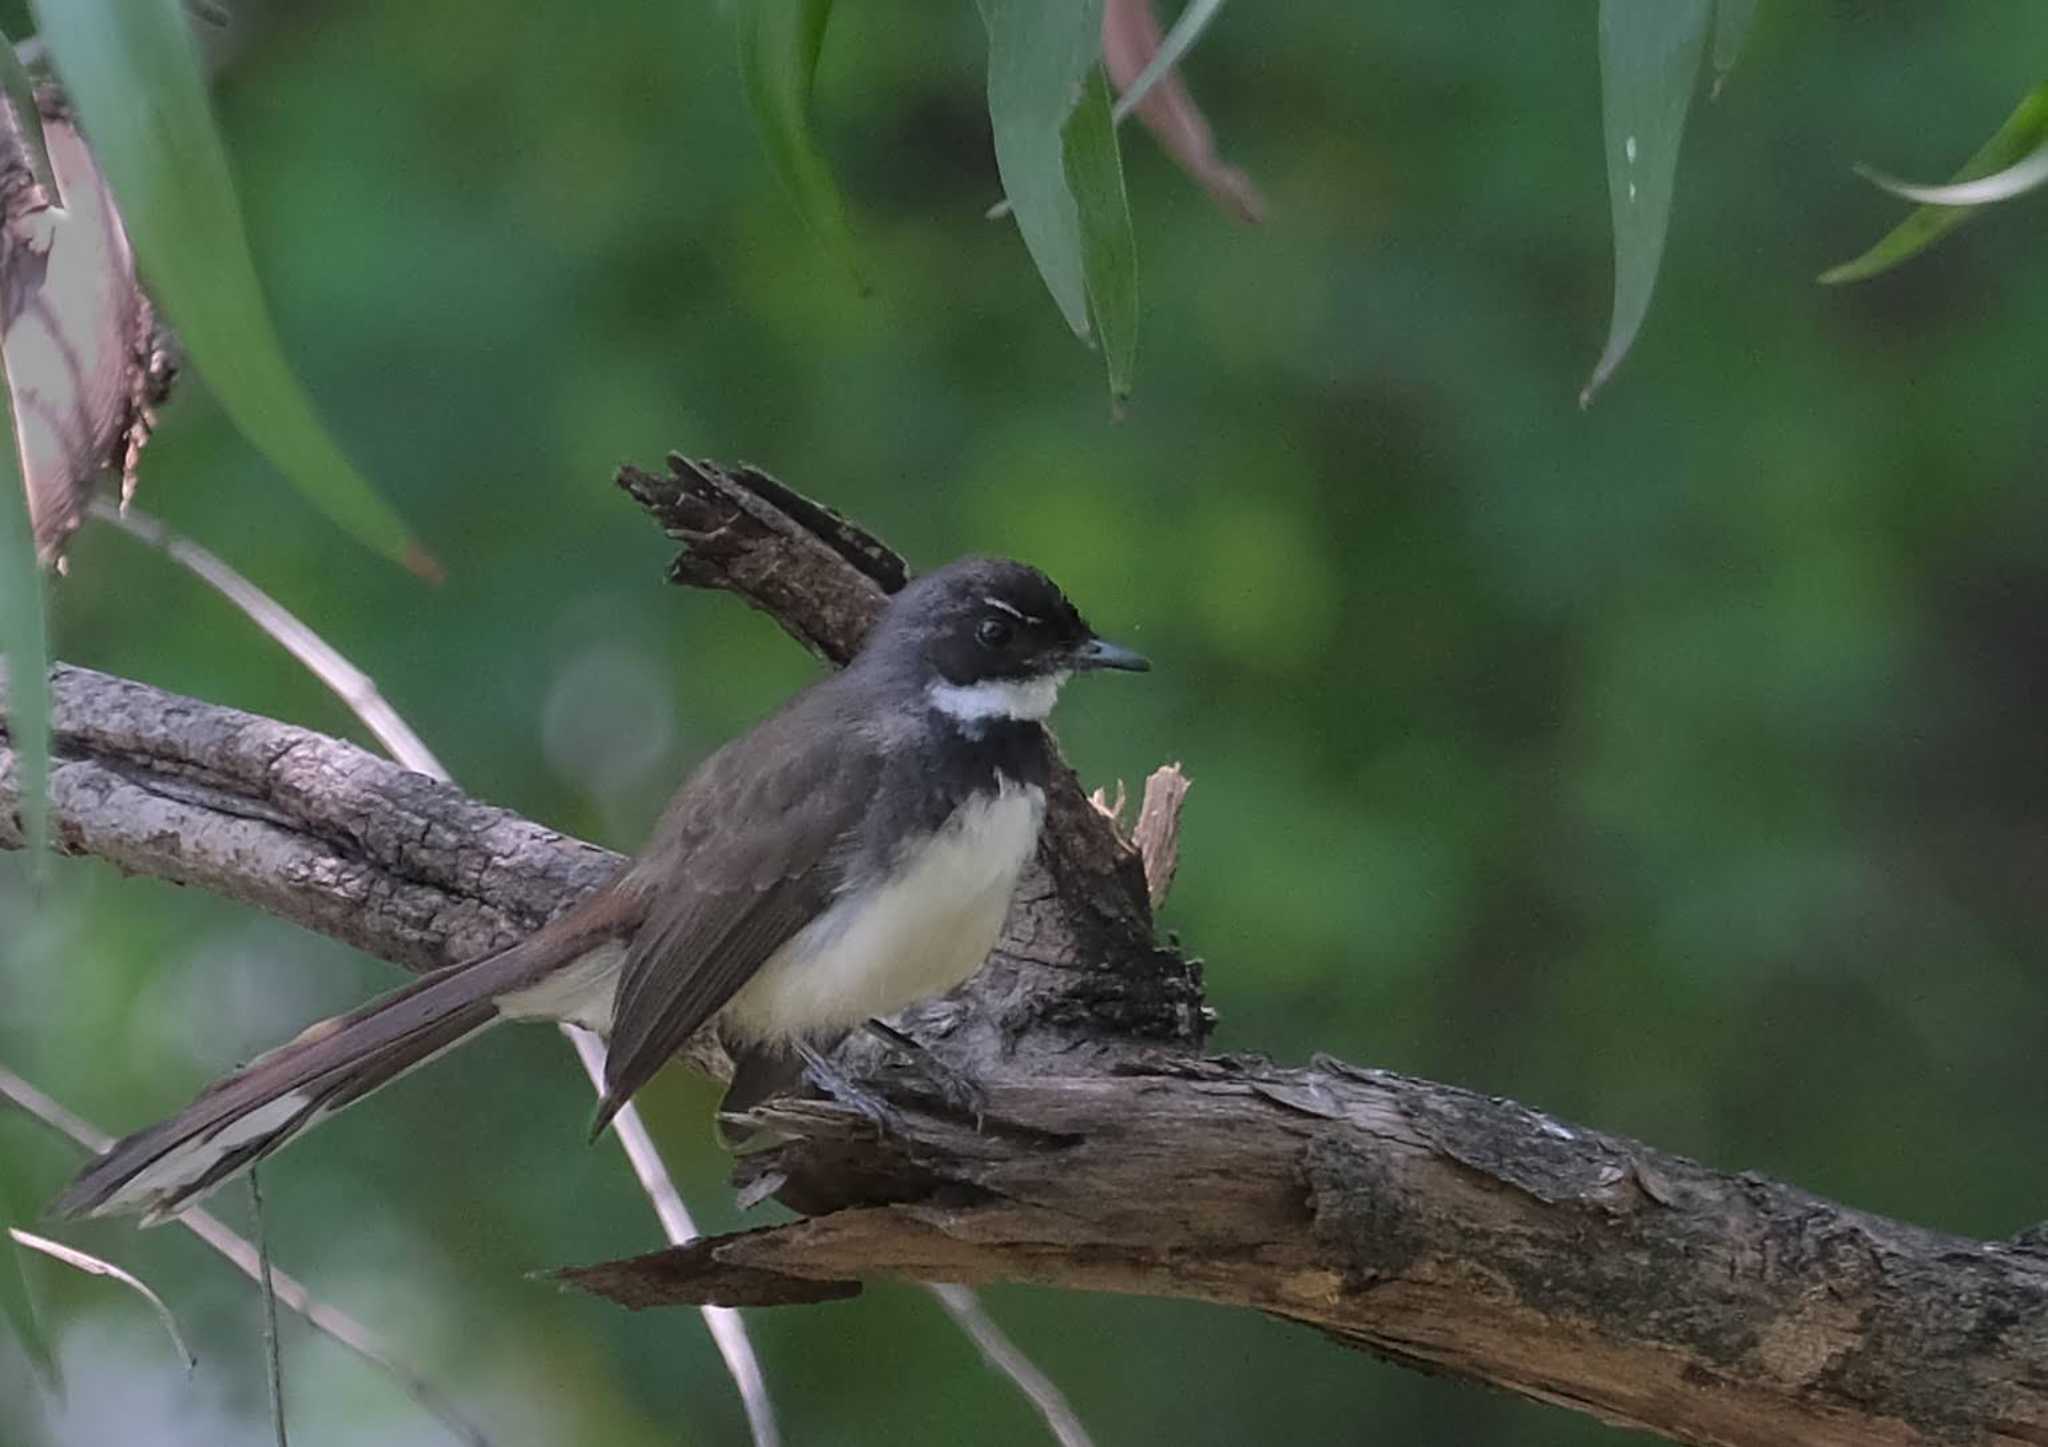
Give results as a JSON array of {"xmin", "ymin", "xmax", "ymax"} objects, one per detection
[
  {"xmin": 977, "ymin": 0, "xmax": 1106, "ymax": 340},
  {"xmin": 1821, "ymin": 86, "xmax": 2048, "ymax": 285},
  {"xmin": 736, "ymin": 0, "xmax": 863, "ymax": 288},
  {"xmin": 1582, "ymin": 0, "xmax": 1712, "ymax": 407},
  {"xmin": 0, "ymin": 368, "xmax": 48, "ymax": 869},
  {"xmin": 1710, "ymin": 0, "xmax": 1757, "ymax": 96},
  {"xmin": 1110, "ymin": 0, "xmax": 1227, "ymax": 124},
  {"xmin": 11, "ymin": 1230, "xmax": 195, "ymax": 1372},
  {"xmin": 0, "ymin": 1166, "xmax": 56, "ymax": 1385},
  {"xmin": 1065, "ymin": 67, "xmax": 1138, "ymax": 404},
  {"xmin": 1858, "ymin": 139, "xmax": 2048, "ymax": 208},
  {"xmin": 33, "ymin": 0, "xmax": 435, "ymax": 577},
  {"xmin": 0, "ymin": 33, "xmax": 57, "ymax": 204}
]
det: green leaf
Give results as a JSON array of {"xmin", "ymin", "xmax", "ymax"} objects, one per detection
[
  {"xmin": 0, "ymin": 367, "xmax": 48, "ymax": 870},
  {"xmin": 1065, "ymin": 66, "xmax": 1138, "ymax": 404},
  {"xmin": 1821, "ymin": 86, "xmax": 2048, "ymax": 285},
  {"xmin": 977, "ymin": 0, "xmax": 1105, "ymax": 340},
  {"xmin": 0, "ymin": 33, "xmax": 57, "ymax": 203},
  {"xmin": 1857, "ymin": 138, "xmax": 2048, "ymax": 206},
  {"xmin": 1110, "ymin": 0, "xmax": 1228, "ymax": 124},
  {"xmin": 1710, "ymin": 0, "xmax": 1758, "ymax": 96},
  {"xmin": 10, "ymin": 1230, "xmax": 194, "ymax": 1372},
  {"xmin": 1581, "ymin": 0, "xmax": 1713, "ymax": 407},
  {"xmin": 978, "ymin": 0, "xmax": 1140, "ymax": 401},
  {"xmin": 32, "ymin": 0, "xmax": 435, "ymax": 577},
  {"xmin": 736, "ymin": 0, "xmax": 863, "ymax": 288},
  {"xmin": 0, "ymin": 1166, "xmax": 56, "ymax": 1386}
]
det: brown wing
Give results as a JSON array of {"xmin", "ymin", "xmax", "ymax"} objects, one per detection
[{"xmin": 591, "ymin": 703, "xmax": 881, "ymax": 1133}]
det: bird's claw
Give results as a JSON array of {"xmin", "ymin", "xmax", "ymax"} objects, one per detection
[
  {"xmin": 864, "ymin": 1019, "xmax": 988, "ymax": 1129},
  {"xmin": 794, "ymin": 1040, "xmax": 905, "ymax": 1137}
]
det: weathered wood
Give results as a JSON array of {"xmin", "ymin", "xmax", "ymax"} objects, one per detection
[{"xmin": 564, "ymin": 1055, "xmax": 2048, "ymax": 1447}]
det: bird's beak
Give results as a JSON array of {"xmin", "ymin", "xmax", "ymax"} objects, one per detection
[{"xmin": 1072, "ymin": 636, "xmax": 1151, "ymax": 673}]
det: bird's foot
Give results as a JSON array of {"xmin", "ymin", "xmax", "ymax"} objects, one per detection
[
  {"xmin": 864, "ymin": 1019, "xmax": 987, "ymax": 1129},
  {"xmin": 794, "ymin": 1040, "xmax": 903, "ymax": 1137}
]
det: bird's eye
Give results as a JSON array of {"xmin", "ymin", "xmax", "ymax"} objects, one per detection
[{"xmin": 976, "ymin": 616, "xmax": 1013, "ymax": 649}]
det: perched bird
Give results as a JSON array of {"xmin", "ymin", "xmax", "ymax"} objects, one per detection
[{"xmin": 55, "ymin": 558, "xmax": 1147, "ymax": 1223}]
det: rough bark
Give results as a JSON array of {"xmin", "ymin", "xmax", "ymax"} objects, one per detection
[{"xmin": 4, "ymin": 456, "xmax": 2045, "ymax": 1447}]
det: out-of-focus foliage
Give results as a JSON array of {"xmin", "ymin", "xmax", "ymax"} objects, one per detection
[
  {"xmin": 0, "ymin": 37, "xmax": 53, "ymax": 198},
  {"xmin": 0, "ymin": 1161, "xmax": 55, "ymax": 1385},
  {"xmin": 0, "ymin": 392, "xmax": 47, "ymax": 866},
  {"xmin": 1710, "ymin": 0, "xmax": 1757, "ymax": 90},
  {"xmin": 736, "ymin": 0, "xmax": 863, "ymax": 288},
  {"xmin": 7, "ymin": 1229, "xmax": 193, "ymax": 1374},
  {"xmin": 4, "ymin": 3, "xmax": 2048, "ymax": 1444}
]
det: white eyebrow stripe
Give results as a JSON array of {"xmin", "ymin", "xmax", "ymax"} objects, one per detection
[{"xmin": 982, "ymin": 597, "xmax": 1027, "ymax": 620}]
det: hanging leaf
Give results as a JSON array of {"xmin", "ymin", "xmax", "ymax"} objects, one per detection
[
  {"xmin": 10, "ymin": 1230, "xmax": 194, "ymax": 1371},
  {"xmin": 32, "ymin": 0, "xmax": 436, "ymax": 577},
  {"xmin": 1, "ymin": 106, "xmax": 167, "ymax": 569},
  {"xmin": 1710, "ymin": 0, "xmax": 1758, "ymax": 97},
  {"xmin": 1108, "ymin": 0, "xmax": 1224, "ymax": 122},
  {"xmin": 978, "ymin": 0, "xmax": 1103, "ymax": 339},
  {"xmin": 1857, "ymin": 137, "xmax": 2048, "ymax": 207},
  {"xmin": 1581, "ymin": 0, "xmax": 1712, "ymax": 407},
  {"xmin": 0, "ymin": 1159, "xmax": 55, "ymax": 1385},
  {"xmin": 1064, "ymin": 66, "xmax": 1137, "ymax": 404},
  {"xmin": 1821, "ymin": 86, "xmax": 2048, "ymax": 285},
  {"xmin": 977, "ymin": 0, "xmax": 1140, "ymax": 401},
  {"xmin": 0, "ymin": 36, "xmax": 55, "ymax": 205},
  {"xmin": 736, "ymin": 0, "xmax": 863, "ymax": 287},
  {"xmin": 0, "ymin": 344, "xmax": 48, "ymax": 869},
  {"xmin": 1100, "ymin": 0, "xmax": 1262, "ymax": 222}
]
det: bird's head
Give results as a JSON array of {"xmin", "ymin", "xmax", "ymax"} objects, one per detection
[{"xmin": 860, "ymin": 556, "xmax": 1149, "ymax": 724}]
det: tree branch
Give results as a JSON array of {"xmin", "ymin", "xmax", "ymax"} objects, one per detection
[
  {"xmin": 6, "ymin": 458, "xmax": 2044, "ymax": 1447},
  {"xmin": 560, "ymin": 1059, "xmax": 2048, "ymax": 1447}
]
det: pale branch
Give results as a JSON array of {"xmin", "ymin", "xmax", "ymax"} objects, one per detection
[
  {"xmin": 927, "ymin": 1283, "xmax": 1094, "ymax": 1447},
  {"xmin": 4, "ymin": 458, "xmax": 2044, "ymax": 1446},
  {"xmin": 90, "ymin": 499, "xmax": 451, "ymax": 779}
]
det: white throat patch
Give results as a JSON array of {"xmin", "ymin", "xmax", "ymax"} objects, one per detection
[{"xmin": 928, "ymin": 672, "xmax": 1067, "ymax": 724}]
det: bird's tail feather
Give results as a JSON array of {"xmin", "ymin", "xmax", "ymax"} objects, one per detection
[{"xmin": 53, "ymin": 938, "xmax": 567, "ymax": 1224}]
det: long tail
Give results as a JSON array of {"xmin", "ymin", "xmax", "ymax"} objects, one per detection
[{"xmin": 53, "ymin": 934, "xmax": 583, "ymax": 1225}]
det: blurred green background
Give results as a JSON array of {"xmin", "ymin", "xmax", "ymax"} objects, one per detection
[{"xmin": 6, "ymin": 2, "xmax": 2048, "ymax": 1443}]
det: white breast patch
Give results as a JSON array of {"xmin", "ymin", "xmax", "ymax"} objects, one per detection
[{"xmin": 722, "ymin": 779, "xmax": 1046, "ymax": 1042}]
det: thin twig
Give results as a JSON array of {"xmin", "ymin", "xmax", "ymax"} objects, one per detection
[
  {"xmin": 0, "ymin": 1062, "xmax": 493, "ymax": 1447},
  {"xmin": 926, "ymin": 1284, "xmax": 1094, "ymax": 1447},
  {"xmin": 88, "ymin": 501, "xmax": 449, "ymax": 777},
  {"xmin": 93, "ymin": 503, "xmax": 781, "ymax": 1446},
  {"xmin": 565, "ymin": 1028, "xmax": 780, "ymax": 1447},
  {"xmin": 249, "ymin": 1170, "xmax": 289, "ymax": 1447}
]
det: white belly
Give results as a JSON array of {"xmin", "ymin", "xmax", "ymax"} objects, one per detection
[{"xmin": 723, "ymin": 780, "xmax": 1045, "ymax": 1041}]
